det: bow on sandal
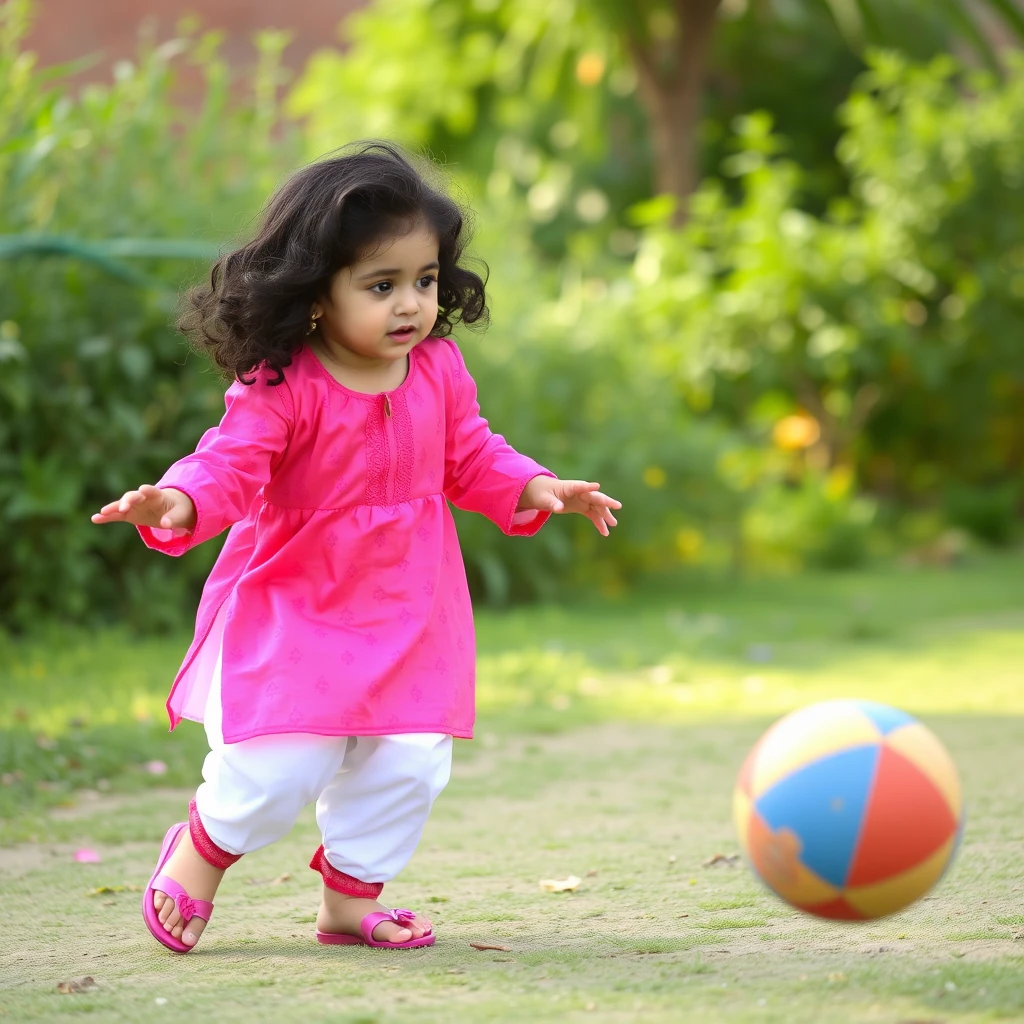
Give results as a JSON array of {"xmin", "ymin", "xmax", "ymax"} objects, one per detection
[
  {"xmin": 317, "ymin": 908, "xmax": 435, "ymax": 949},
  {"xmin": 142, "ymin": 822, "xmax": 215, "ymax": 954}
]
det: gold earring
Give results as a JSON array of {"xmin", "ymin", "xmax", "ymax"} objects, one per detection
[{"xmin": 307, "ymin": 312, "xmax": 320, "ymax": 335}]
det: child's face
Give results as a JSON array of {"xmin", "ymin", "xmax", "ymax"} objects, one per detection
[{"xmin": 316, "ymin": 223, "xmax": 440, "ymax": 367}]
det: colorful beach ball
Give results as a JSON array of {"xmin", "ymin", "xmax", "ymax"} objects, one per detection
[{"xmin": 733, "ymin": 700, "xmax": 963, "ymax": 920}]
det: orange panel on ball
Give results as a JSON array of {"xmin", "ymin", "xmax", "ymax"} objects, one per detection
[{"xmin": 745, "ymin": 807, "xmax": 841, "ymax": 908}]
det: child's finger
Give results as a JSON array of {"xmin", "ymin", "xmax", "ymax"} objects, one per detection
[
  {"xmin": 117, "ymin": 490, "xmax": 147, "ymax": 513},
  {"xmin": 98, "ymin": 497, "xmax": 130, "ymax": 515},
  {"xmin": 562, "ymin": 480, "xmax": 601, "ymax": 497},
  {"xmin": 587, "ymin": 491, "xmax": 622, "ymax": 509},
  {"xmin": 588, "ymin": 509, "xmax": 610, "ymax": 537}
]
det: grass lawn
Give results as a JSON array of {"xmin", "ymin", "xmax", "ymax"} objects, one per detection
[{"xmin": 2, "ymin": 555, "xmax": 1023, "ymax": 1021}]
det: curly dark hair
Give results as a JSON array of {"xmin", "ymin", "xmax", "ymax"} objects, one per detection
[{"xmin": 179, "ymin": 141, "xmax": 488, "ymax": 385}]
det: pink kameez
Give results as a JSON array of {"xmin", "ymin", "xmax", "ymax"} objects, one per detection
[{"xmin": 138, "ymin": 338, "xmax": 551, "ymax": 744}]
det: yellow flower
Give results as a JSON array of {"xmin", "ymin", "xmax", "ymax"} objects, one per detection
[
  {"xmin": 575, "ymin": 53, "xmax": 605, "ymax": 86},
  {"xmin": 642, "ymin": 465, "xmax": 667, "ymax": 489},
  {"xmin": 772, "ymin": 414, "xmax": 820, "ymax": 451},
  {"xmin": 675, "ymin": 528, "xmax": 704, "ymax": 563}
]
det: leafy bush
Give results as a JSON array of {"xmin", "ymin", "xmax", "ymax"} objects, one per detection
[
  {"xmin": 613, "ymin": 55, "xmax": 1024, "ymax": 553},
  {"xmin": 0, "ymin": 4, "xmax": 299, "ymax": 630}
]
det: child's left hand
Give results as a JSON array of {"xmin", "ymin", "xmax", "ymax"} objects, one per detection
[{"xmin": 518, "ymin": 477, "xmax": 622, "ymax": 537}]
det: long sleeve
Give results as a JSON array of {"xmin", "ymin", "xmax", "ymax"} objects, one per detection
[
  {"xmin": 137, "ymin": 370, "xmax": 293, "ymax": 556},
  {"xmin": 441, "ymin": 339, "xmax": 553, "ymax": 536}
]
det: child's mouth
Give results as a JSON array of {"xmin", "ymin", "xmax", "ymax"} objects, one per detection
[{"xmin": 388, "ymin": 327, "xmax": 416, "ymax": 341}]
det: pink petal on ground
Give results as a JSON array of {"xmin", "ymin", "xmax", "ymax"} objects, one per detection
[
  {"xmin": 74, "ymin": 848, "xmax": 101, "ymax": 863},
  {"xmin": 145, "ymin": 760, "xmax": 168, "ymax": 776}
]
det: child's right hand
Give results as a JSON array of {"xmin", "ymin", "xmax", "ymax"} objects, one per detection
[{"xmin": 91, "ymin": 484, "xmax": 197, "ymax": 532}]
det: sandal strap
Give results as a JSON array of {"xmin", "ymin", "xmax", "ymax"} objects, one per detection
[
  {"xmin": 152, "ymin": 873, "xmax": 214, "ymax": 924},
  {"xmin": 360, "ymin": 908, "xmax": 427, "ymax": 944}
]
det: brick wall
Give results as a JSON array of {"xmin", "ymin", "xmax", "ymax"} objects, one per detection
[{"xmin": 26, "ymin": 0, "xmax": 367, "ymax": 82}]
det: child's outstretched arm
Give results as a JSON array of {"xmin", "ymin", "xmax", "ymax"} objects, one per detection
[
  {"xmin": 516, "ymin": 477, "xmax": 621, "ymax": 537},
  {"xmin": 442, "ymin": 340, "xmax": 621, "ymax": 537},
  {"xmin": 90, "ymin": 370, "xmax": 292, "ymax": 555}
]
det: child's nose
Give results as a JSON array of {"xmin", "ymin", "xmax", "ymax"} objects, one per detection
[{"xmin": 394, "ymin": 286, "xmax": 420, "ymax": 313}]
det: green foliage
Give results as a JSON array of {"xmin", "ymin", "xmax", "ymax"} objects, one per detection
[
  {"xmin": 611, "ymin": 54, "xmax": 1024, "ymax": 553},
  {"xmin": 289, "ymin": 0, "xmax": 652, "ymax": 260},
  {"xmin": 0, "ymin": 3, "xmax": 300, "ymax": 630},
  {"xmin": 0, "ymin": 2, "xmax": 737, "ymax": 621},
  {"xmin": 288, "ymin": 0, "xmax": 1024, "ymax": 249},
  {"xmin": 4, "ymin": 0, "xmax": 1024, "ymax": 631}
]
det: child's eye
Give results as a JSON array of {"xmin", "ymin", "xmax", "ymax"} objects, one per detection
[
  {"xmin": 418, "ymin": 275, "xmax": 438, "ymax": 289},
  {"xmin": 370, "ymin": 281, "xmax": 392, "ymax": 294}
]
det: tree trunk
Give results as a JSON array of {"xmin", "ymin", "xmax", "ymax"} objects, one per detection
[{"xmin": 625, "ymin": 0, "xmax": 721, "ymax": 223}]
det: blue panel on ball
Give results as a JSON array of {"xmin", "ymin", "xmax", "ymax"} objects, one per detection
[
  {"xmin": 754, "ymin": 744, "xmax": 881, "ymax": 888},
  {"xmin": 855, "ymin": 701, "xmax": 915, "ymax": 736}
]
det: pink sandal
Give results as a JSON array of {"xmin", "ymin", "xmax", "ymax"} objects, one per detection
[
  {"xmin": 142, "ymin": 822, "xmax": 215, "ymax": 954},
  {"xmin": 316, "ymin": 908, "xmax": 435, "ymax": 949}
]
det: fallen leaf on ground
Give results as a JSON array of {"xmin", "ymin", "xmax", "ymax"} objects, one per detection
[
  {"xmin": 73, "ymin": 848, "xmax": 101, "ymax": 864},
  {"xmin": 271, "ymin": 873, "xmax": 291, "ymax": 885},
  {"xmin": 585, "ymin": 869, "xmax": 599, "ymax": 877},
  {"xmin": 57, "ymin": 977, "xmax": 97, "ymax": 994},
  {"xmin": 540, "ymin": 875, "xmax": 581, "ymax": 892},
  {"xmin": 701, "ymin": 853, "xmax": 740, "ymax": 868},
  {"xmin": 470, "ymin": 942, "xmax": 511, "ymax": 951},
  {"xmin": 87, "ymin": 884, "xmax": 139, "ymax": 895}
]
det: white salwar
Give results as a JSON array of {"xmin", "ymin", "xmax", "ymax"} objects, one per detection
[{"xmin": 194, "ymin": 642, "xmax": 452, "ymax": 884}]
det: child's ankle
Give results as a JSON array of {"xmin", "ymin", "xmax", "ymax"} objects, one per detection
[{"xmin": 188, "ymin": 800, "xmax": 242, "ymax": 871}]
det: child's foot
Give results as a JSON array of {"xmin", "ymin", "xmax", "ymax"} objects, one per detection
[
  {"xmin": 316, "ymin": 886, "xmax": 433, "ymax": 944},
  {"xmin": 152, "ymin": 830, "xmax": 226, "ymax": 948}
]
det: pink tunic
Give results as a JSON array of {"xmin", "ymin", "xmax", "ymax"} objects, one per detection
[{"xmin": 139, "ymin": 338, "xmax": 552, "ymax": 743}]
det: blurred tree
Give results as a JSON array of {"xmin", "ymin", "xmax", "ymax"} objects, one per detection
[
  {"xmin": 591, "ymin": 0, "xmax": 1024, "ymax": 217},
  {"xmin": 292, "ymin": 0, "xmax": 1024, "ymax": 224}
]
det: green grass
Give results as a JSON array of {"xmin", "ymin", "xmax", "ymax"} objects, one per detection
[
  {"xmin": 2, "ymin": 555, "xmax": 1024, "ymax": 1020},
  {"xmin": 4, "ymin": 554, "xmax": 1024, "ymax": 826},
  {"xmin": 2, "ymin": 716, "xmax": 1023, "ymax": 1022}
]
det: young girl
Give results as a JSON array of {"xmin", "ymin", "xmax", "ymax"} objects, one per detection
[{"xmin": 92, "ymin": 142, "xmax": 621, "ymax": 954}]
